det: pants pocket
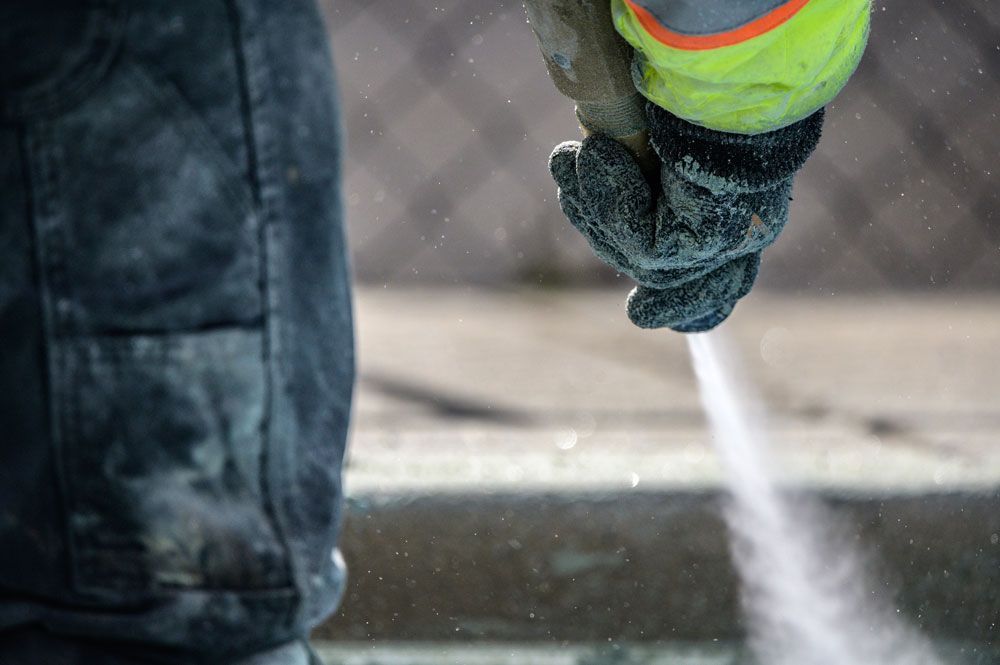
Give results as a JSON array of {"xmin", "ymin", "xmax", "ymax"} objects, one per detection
[
  {"xmin": 31, "ymin": 54, "xmax": 262, "ymax": 335},
  {"xmin": 61, "ymin": 329, "xmax": 291, "ymax": 594}
]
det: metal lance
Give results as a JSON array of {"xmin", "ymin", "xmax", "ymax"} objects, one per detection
[{"xmin": 523, "ymin": 0, "xmax": 660, "ymax": 182}]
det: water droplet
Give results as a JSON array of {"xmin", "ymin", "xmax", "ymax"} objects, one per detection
[{"xmin": 554, "ymin": 428, "xmax": 577, "ymax": 450}]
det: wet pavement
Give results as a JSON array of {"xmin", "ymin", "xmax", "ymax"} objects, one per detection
[
  {"xmin": 316, "ymin": 288, "xmax": 1000, "ymax": 647},
  {"xmin": 314, "ymin": 641, "xmax": 1000, "ymax": 664}
]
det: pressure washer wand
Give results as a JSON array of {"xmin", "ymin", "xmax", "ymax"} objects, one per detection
[{"xmin": 523, "ymin": 0, "xmax": 659, "ymax": 182}]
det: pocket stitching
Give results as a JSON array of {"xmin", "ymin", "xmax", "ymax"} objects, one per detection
[
  {"xmin": 42, "ymin": 55, "xmax": 265, "ymax": 334},
  {"xmin": 122, "ymin": 59, "xmax": 257, "ymax": 222},
  {"xmin": 2, "ymin": 1, "xmax": 127, "ymax": 122}
]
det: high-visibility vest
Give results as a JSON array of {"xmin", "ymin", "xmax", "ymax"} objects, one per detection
[{"xmin": 613, "ymin": 0, "xmax": 871, "ymax": 134}]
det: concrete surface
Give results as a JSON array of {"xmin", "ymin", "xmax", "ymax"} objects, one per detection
[
  {"xmin": 316, "ymin": 642, "xmax": 750, "ymax": 665},
  {"xmin": 348, "ymin": 288, "xmax": 1000, "ymax": 493},
  {"xmin": 317, "ymin": 288, "xmax": 1000, "ymax": 645},
  {"xmin": 314, "ymin": 641, "xmax": 1000, "ymax": 665}
]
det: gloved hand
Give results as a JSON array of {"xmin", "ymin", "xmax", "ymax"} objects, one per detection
[{"xmin": 549, "ymin": 103, "xmax": 824, "ymax": 332}]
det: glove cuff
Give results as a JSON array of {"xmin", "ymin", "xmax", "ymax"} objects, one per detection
[{"xmin": 648, "ymin": 103, "xmax": 824, "ymax": 193}]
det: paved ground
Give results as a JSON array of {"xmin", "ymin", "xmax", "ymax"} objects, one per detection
[
  {"xmin": 349, "ymin": 287, "xmax": 1000, "ymax": 493},
  {"xmin": 317, "ymin": 642, "xmax": 748, "ymax": 665},
  {"xmin": 317, "ymin": 288, "xmax": 1000, "ymax": 647},
  {"xmin": 314, "ymin": 641, "xmax": 1000, "ymax": 665}
]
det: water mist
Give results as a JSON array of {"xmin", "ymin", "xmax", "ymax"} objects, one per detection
[{"xmin": 686, "ymin": 332, "xmax": 941, "ymax": 665}]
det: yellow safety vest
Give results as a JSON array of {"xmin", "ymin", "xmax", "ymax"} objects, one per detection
[{"xmin": 613, "ymin": 0, "xmax": 872, "ymax": 134}]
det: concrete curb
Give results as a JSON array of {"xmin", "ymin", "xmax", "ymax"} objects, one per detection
[
  {"xmin": 314, "ymin": 641, "xmax": 1000, "ymax": 665},
  {"xmin": 317, "ymin": 489, "xmax": 1000, "ymax": 644}
]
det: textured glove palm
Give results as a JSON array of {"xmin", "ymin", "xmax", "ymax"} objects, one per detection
[{"xmin": 549, "ymin": 103, "xmax": 824, "ymax": 332}]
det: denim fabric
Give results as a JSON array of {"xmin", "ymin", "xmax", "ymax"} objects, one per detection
[
  {"xmin": 0, "ymin": 625, "xmax": 321, "ymax": 665},
  {"xmin": 0, "ymin": 1, "xmax": 354, "ymax": 661}
]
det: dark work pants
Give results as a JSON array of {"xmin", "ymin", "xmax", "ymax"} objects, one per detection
[{"xmin": 0, "ymin": 2, "xmax": 354, "ymax": 662}]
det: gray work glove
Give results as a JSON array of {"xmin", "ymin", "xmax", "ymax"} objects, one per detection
[{"xmin": 549, "ymin": 103, "xmax": 825, "ymax": 332}]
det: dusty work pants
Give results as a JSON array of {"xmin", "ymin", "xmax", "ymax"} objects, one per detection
[{"xmin": 0, "ymin": 1, "xmax": 354, "ymax": 663}]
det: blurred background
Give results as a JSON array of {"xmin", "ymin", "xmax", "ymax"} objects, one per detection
[
  {"xmin": 313, "ymin": 0, "xmax": 1000, "ymax": 662},
  {"xmin": 322, "ymin": 0, "xmax": 998, "ymax": 292}
]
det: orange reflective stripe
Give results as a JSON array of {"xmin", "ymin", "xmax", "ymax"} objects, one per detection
[{"xmin": 624, "ymin": 0, "xmax": 812, "ymax": 51}]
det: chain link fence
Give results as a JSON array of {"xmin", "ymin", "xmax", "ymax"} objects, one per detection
[{"xmin": 322, "ymin": 0, "xmax": 999, "ymax": 292}]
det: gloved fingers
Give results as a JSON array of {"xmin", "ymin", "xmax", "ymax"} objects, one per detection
[
  {"xmin": 551, "ymin": 139, "xmax": 658, "ymax": 280},
  {"xmin": 664, "ymin": 189, "xmax": 747, "ymax": 257},
  {"xmin": 645, "ymin": 179, "xmax": 772, "ymax": 269},
  {"xmin": 550, "ymin": 140, "xmax": 613, "ymax": 255},
  {"xmin": 564, "ymin": 218, "xmax": 719, "ymax": 290},
  {"xmin": 575, "ymin": 134, "xmax": 656, "ymax": 254},
  {"xmin": 550, "ymin": 136, "xmax": 768, "ymax": 302},
  {"xmin": 626, "ymin": 252, "xmax": 762, "ymax": 331},
  {"xmin": 629, "ymin": 261, "xmax": 719, "ymax": 291},
  {"xmin": 670, "ymin": 304, "xmax": 736, "ymax": 333},
  {"xmin": 550, "ymin": 140, "xmax": 613, "ymax": 236},
  {"xmin": 549, "ymin": 142, "xmax": 586, "ymax": 221},
  {"xmin": 549, "ymin": 140, "xmax": 583, "ymax": 197}
]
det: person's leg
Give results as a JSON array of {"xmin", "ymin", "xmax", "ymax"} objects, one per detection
[{"xmin": 0, "ymin": 1, "xmax": 353, "ymax": 661}]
